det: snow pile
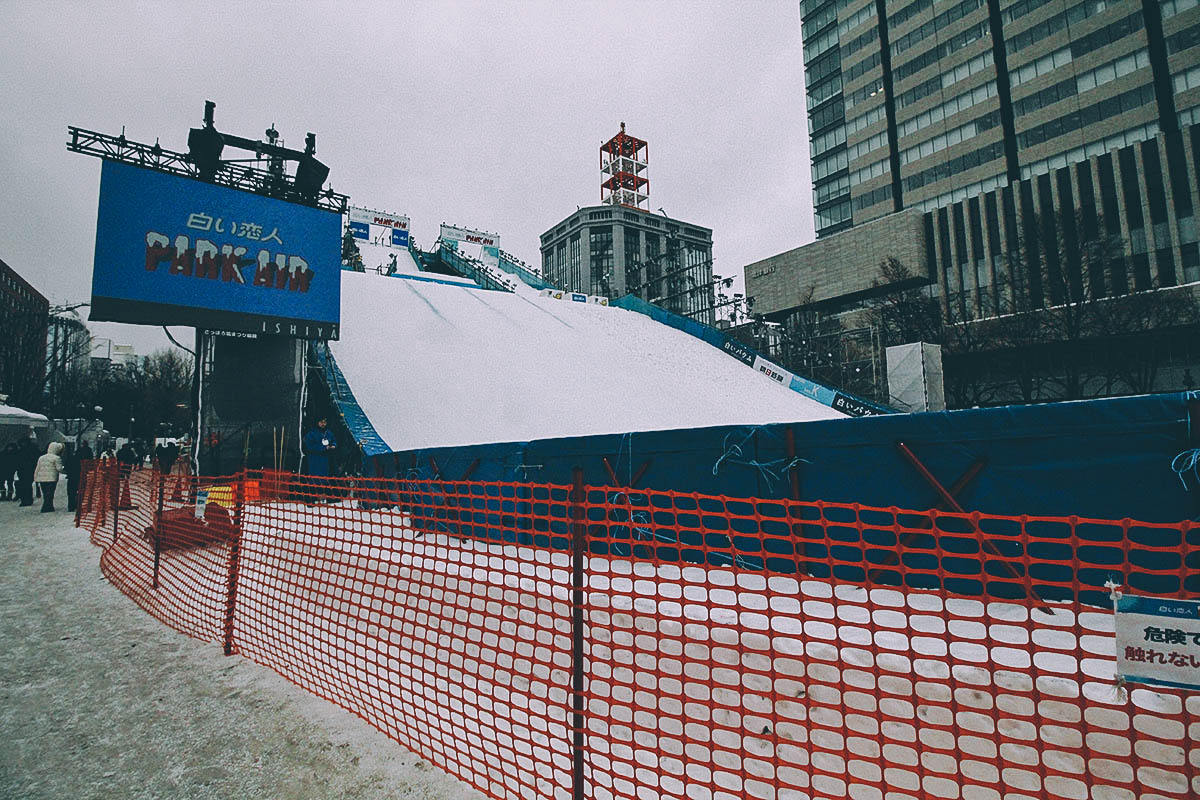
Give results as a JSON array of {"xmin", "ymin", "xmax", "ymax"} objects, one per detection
[
  {"xmin": 228, "ymin": 504, "xmax": 1195, "ymax": 800},
  {"xmin": 0, "ymin": 403, "xmax": 50, "ymax": 425},
  {"xmin": 329, "ymin": 271, "xmax": 844, "ymax": 452}
]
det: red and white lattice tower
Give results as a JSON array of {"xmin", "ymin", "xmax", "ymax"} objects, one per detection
[{"xmin": 600, "ymin": 122, "xmax": 649, "ymax": 209}]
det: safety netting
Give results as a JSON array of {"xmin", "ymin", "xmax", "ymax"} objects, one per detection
[{"xmin": 77, "ymin": 462, "xmax": 1200, "ymax": 800}]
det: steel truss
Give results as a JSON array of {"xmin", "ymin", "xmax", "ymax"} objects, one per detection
[{"xmin": 67, "ymin": 126, "xmax": 348, "ymax": 214}]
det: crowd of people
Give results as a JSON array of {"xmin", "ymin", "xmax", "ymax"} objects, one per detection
[
  {"xmin": 2, "ymin": 414, "xmax": 338, "ymax": 512},
  {"xmin": 1, "ymin": 438, "xmax": 92, "ymax": 512},
  {"xmin": 0, "ymin": 435, "xmax": 185, "ymax": 514}
]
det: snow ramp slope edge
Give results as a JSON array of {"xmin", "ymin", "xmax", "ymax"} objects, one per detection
[{"xmin": 327, "ymin": 270, "xmax": 846, "ymax": 454}]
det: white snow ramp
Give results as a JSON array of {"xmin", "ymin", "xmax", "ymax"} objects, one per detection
[{"xmin": 330, "ymin": 271, "xmax": 844, "ymax": 451}]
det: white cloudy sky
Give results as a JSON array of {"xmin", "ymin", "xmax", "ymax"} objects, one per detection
[{"xmin": 0, "ymin": 1, "xmax": 813, "ymax": 354}]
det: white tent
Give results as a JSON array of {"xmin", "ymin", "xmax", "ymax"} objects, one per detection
[{"xmin": 0, "ymin": 403, "xmax": 51, "ymax": 447}]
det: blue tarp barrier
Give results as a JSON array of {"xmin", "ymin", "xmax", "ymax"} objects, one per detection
[
  {"xmin": 366, "ymin": 393, "xmax": 1196, "ymax": 522},
  {"xmin": 312, "ymin": 343, "xmax": 391, "ymax": 457},
  {"xmin": 346, "ymin": 392, "xmax": 1199, "ymax": 606}
]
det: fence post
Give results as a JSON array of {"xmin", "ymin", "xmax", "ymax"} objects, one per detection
[
  {"xmin": 111, "ymin": 463, "xmax": 119, "ymax": 545},
  {"xmin": 74, "ymin": 461, "xmax": 87, "ymax": 528},
  {"xmin": 569, "ymin": 467, "xmax": 586, "ymax": 800},
  {"xmin": 784, "ymin": 427, "xmax": 801, "ymax": 502},
  {"xmin": 222, "ymin": 474, "xmax": 245, "ymax": 656},
  {"xmin": 152, "ymin": 471, "xmax": 165, "ymax": 589}
]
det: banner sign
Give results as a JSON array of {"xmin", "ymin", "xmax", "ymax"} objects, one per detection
[
  {"xmin": 1116, "ymin": 595, "xmax": 1200, "ymax": 690},
  {"xmin": 751, "ymin": 355, "xmax": 793, "ymax": 387},
  {"xmin": 721, "ymin": 339, "xmax": 756, "ymax": 367},
  {"xmin": 347, "ymin": 206, "xmax": 409, "ymax": 231},
  {"xmin": 92, "ymin": 160, "xmax": 341, "ymax": 339},
  {"xmin": 440, "ymin": 224, "xmax": 500, "ymax": 248},
  {"xmin": 832, "ymin": 393, "xmax": 883, "ymax": 417},
  {"xmin": 539, "ymin": 289, "xmax": 610, "ymax": 306},
  {"xmin": 346, "ymin": 206, "xmax": 408, "ymax": 250}
]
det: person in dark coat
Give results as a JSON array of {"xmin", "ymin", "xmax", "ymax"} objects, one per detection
[
  {"xmin": 15, "ymin": 437, "xmax": 39, "ymax": 507},
  {"xmin": 0, "ymin": 442, "xmax": 16, "ymax": 501},
  {"xmin": 155, "ymin": 439, "xmax": 180, "ymax": 474},
  {"xmin": 116, "ymin": 442, "xmax": 138, "ymax": 469},
  {"xmin": 302, "ymin": 417, "xmax": 337, "ymax": 501},
  {"xmin": 114, "ymin": 442, "xmax": 139, "ymax": 507},
  {"xmin": 65, "ymin": 442, "xmax": 92, "ymax": 513}
]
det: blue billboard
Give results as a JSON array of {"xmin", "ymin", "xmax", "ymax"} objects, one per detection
[{"xmin": 92, "ymin": 159, "xmax": 342, "ymax": 339}]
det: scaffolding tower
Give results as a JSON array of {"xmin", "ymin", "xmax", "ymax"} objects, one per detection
[{"xmin": 600, "ymin": 122, "xmax": 649, "ymax": 209}]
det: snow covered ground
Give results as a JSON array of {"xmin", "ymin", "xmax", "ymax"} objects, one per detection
[
  {"xmin": 223, "ymin": 502, "xmax": 1197, "ymax": 800},
  {"xmin": 0, "ymin": 499, "xmax": 484, "ymax": 800},
  {"xmin": 329, "ymin": 270, "xmax": 844, "ymax": 452}
]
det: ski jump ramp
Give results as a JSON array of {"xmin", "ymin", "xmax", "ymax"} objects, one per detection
[{"xmin": 327, "ymin": 271, "xmax": 844, "ymax": 453}]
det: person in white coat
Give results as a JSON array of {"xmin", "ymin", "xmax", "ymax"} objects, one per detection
[{"xmin": 33, "ymin": 442, "xmax": 65, "ymax": 513}]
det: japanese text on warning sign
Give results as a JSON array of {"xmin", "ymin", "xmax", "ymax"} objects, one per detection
[{"xmin": 1115, "ymin": 595, "xmax": 1200, "ymax": 691}]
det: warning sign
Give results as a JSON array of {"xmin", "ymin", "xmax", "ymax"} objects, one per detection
[{"xmin": 1115, "ymin": 595, "xmax": 1200, "ymax": 691}]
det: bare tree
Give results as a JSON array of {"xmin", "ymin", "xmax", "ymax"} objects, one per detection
[
  {"xmin": 998, "ymin": 209, "xmax": 1199, "ymax": 400},
  {"xmin": 1092, "ymin": 283, "xmax": 1200, "ymax": 394},
  {"xmin": 44, "ymin": 311, "xmax": 93, "ymax": 413},
  {"xmin": 865, "ymin": 257, "xmax": 943, "ymax": 348},
  {"xmin": 780, "ymin": 285, "xmax": 846, "ymax": 389},
  {"xmin": 940, "ymin": 306, "xmax": 1005, "ymax": 409}
]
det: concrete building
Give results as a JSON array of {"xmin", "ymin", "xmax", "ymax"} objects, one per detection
[
  {"xmin": 539, "ymin": 205, "xmax": 716, "ymax": 324},
  {"xmin": 802, "ymin": 0, "xmax": 1200, "ymax": 238},
  {"xmin": 742, "ymin": 1, "xmax": 1200, "ymax": 406},
  {"xmin": 0, "ymin": 256, "xmax": 50, "ymax": 410},
  {"xmin": 89, "ymin": 339, "xmax": 139, "ymax": 372},
  {"xmin": 539, "ymin": 125, "xmax": 717, "ymax": 323},
  {"xmin": 752, "ymin": 125, "xmax": 1199, "ymax": 316}
]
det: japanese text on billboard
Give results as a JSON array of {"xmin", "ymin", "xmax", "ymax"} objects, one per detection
[{"xmin": 91, "ymin": 160, "xmax": 341, "ymax": 339}]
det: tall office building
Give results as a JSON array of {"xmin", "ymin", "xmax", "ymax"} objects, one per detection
[
  {"xmin": 740, "ymin": 1, "xmax": 1200, "ymax": 405},
  {"xmin": 803, "ymin": 0, "xmax": 1199, "ymax": 237}
]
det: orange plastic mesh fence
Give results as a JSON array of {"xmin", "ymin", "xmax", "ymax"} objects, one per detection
[{"xmin": 78, "ymin": 465, "xmax": 1200, "ymax": 800}]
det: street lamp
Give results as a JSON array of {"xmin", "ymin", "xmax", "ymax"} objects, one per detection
[{"xmin": 76, "ymin": 405, "xmax": 102, "ymax": 438}]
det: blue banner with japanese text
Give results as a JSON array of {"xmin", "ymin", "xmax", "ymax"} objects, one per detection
[{"xmin": 91, "ymin": 159, "xmax": 342, "ymax": 339}]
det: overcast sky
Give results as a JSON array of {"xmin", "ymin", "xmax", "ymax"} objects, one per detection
[{"xmin": 0, "ymin": 1, "xmax": 813, "ymax": 355}]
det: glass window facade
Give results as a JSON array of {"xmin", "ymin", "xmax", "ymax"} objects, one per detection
[
  {"xmin": 568, "ymin": 234, "xmax": 581, "ymax": 292},
  {"xmin": 896, "ymin": 82, "xmax": 997, "ymax": 139},
  {"xmin": 1017, "ymin": 86, "xmax": 1156, "ymax": 150},
  {"xmin": 555, "ymin": 241, "xmax": 567, "ymax": 289},
  {"xmin": 800, "ymin": 0, "xmax": 1197, "ymax": 247},
  {"xmin": 891, "ymin": 0, "xmax": 986, "ymax": 57},
  {"xmin": 588, "ymin": 226, "xmax": 613, "ymax": 295},
  {"xmin": 1006, "ymin": 0, "xmax": 1126, "ymax": 54}
]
